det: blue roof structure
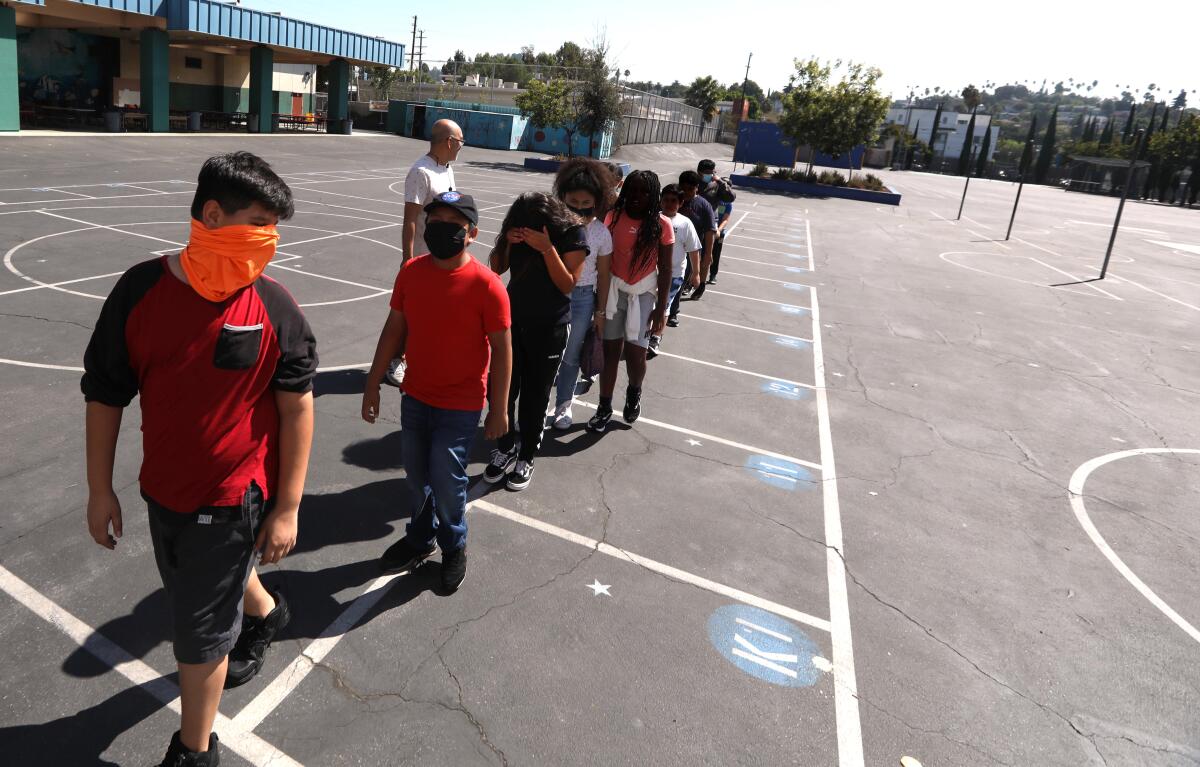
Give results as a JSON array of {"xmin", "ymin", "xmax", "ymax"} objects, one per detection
[{"xmin": 12, "ymin": 0, "xmax": 405, "ymax": 67}]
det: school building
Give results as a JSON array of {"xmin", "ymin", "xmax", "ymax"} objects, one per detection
[{"xmin": 0, "ymin": 0, "xmax": 405, "ymax": 133}]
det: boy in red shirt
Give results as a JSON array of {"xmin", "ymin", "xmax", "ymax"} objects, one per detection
[
  {"xmin": 82, "ymin": 152, "xmax": 317, "ymax": 767},
  {"xmin": 362, "ymin": 191, "xmax": 511, "ymax": 592}
]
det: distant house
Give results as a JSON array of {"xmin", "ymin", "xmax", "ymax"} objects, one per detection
[{"xmin": 885, "ymin": 107, "xmax": 999, "ymax": 162}]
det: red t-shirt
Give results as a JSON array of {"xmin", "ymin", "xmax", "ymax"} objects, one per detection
[
  {"xmin": 390, "ymin": 255, "xmax": 510, "ymax": 411},
  {"xmin": 81, "ymin": 257, "xmax": 318, "ymax": 513},
  {"xmin": 605, "ymin": 211, "xmax": 674, "ymax": 283}
]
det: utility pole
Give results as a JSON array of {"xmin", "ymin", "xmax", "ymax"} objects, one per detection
[
  {"xmin": 1100, "ymin": 128, "xmax": 1145, "ymax": 279},
  {"xmin": 408, "ymin": 16, "xmax": 417, "ymax": 71},
  {"xmin": 416, "ymin": 30, "xmax": 425, "ymax": 100},
  {"xmin": 741, "ymin": 52, "xmax": 752, "ymax": 115}
]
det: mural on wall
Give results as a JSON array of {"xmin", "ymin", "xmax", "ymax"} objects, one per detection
[{"xmin": 16, "ymin": 28, "xmax": 118, "ymax": 109}]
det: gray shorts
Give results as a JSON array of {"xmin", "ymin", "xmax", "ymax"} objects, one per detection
[
  {"xmin": 146, "ymin": 482, "xmax": 266, "ymax": 664},
  {"xmin": 603, "ymin": 291, "xmax": 657, "ymax": 348}
]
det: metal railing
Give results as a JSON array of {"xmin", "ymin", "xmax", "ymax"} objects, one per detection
[{"xmin": 617, "ymin": 86, "xmax": 718, "ymax": 145}]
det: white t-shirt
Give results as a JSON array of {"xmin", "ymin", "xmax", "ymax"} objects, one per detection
[
  {"xmin": 403, "ymin": 154, "xmax": 456, "ymax": 257},
  {"xmin": 667, "ymin": 213, "xmax": 701, "ymax": 279},
  {"xmin": 579, "ymin": 219, "xmax": 613, "ymax": 288}
]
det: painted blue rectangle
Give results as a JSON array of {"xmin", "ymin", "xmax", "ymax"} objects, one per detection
[{"xmin": 744, "ymin": 455, "xmax": 814, "ymax": 490}]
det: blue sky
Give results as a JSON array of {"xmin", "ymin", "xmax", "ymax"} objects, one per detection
[{"xmin": 240, "ymin": 0, "xmax": 1196, "ymax": 103}]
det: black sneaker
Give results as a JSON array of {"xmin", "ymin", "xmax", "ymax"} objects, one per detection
[
  {"xmin": 647, "ymin": 336, "xmax": 661, "ymax": 360},
  {"xmin": 623, "ymin": 387, "xmax": 642, "ymax": 424},
  {"xmin": 586, "ymin": 405, "xmax": 614, "ymax": 433},
  {"xmin": 667, "ymin": 316, "xmax": 679, "ymax": 328},
  {"xmin": 225, "ymin": 591, "xmax": 290, "ymax": 689},
  {"xmin": 690, "ymin": 283, "xmax": 706, "ymax": 300},
  {"xmin": 484, "ymin": 444, "xmax": 519, "ymax": 484},
  {"xmin": 707, "ymin": 276, "xmax": 717, "ymax": 284},
  {"xmin": 506, "ymin": 460, "xmax": 533, "ymax": 491},
  {"xmin": 379, "ymin": 535, "xmax": 437, "ymax": 574},
  {"xmin": 441, "ymin": 546, "xmax": 467, "ymax": 592},
  {"xmin": 158, "ymin": 731, "xmax": 219, "ymax": 767}
]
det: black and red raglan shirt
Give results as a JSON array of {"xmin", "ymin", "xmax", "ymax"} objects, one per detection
[{"xmin": 81, "ymin": 256, "xmax": 318, "ymax": 513}]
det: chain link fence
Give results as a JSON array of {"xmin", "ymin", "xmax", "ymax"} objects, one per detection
[{"xmin": 618, "ymin": 86, "xmax": 719, "ymax": 146}]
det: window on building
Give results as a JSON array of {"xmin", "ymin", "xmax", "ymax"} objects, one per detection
[{"xmin": 185, "ymin": 57, "xmax": 203, "ymax": 70}]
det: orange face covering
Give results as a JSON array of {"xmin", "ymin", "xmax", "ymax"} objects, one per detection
[{"xmin": 179, "ymin": 219, "xmax": 279, "ymax": 302}]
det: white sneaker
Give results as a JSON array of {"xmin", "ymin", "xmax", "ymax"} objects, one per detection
[
  {"xmin": 553, "ymin": 402, "xmax": 573, "ymax": 430},
  {"xmin": 384, "ymin": 358, "xmax": 406, "ymax": 388}
]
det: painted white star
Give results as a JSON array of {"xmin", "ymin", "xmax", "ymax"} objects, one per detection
[
  {"xmin": 725, "ymin": 360, "xmax": 738, "ymax": 365},
  {"xmin": 685, "ymin": 439, "xmax": 703, "ymax": 447},
  {"xmin": 587, "ymin": 579, "xmax": 611, "ymax": 596}
]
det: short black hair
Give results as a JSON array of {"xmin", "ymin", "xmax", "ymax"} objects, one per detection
[
  {"xmin": 661, "ymin": 183, "xmax": 681, "ymax": 200},
  {"xmin": 190, "ymin": 152, "xmax": 294, "ymax": 222},
  {"xmin": 679, "ymin": 170, "xmax": 702, "ymax": 187},
  {"xmin": 697, "ymin": 159, "xmax": 716, "ymax": 172}
]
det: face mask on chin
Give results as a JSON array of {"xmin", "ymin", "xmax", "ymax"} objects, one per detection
[{"xmin": 425, "ymin": 220, "xmax": 468, "ymax": 259}]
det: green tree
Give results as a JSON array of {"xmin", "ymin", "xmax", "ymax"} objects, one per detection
[
  {"xmin": 516, "ymin": 78, "xmax": 575, "ymax": 154},
  {"xmin": 1019, "ymin": 114, "xmax": 1038, "ymax": 174},
  {"xmin": 976, "ymin": 120, "xmax": 993, "ymax": 175},
  {"xmin": 554, "ymin": 41, "xmax": 586, "ymax": 74},
  {"xmin": 728, "ymin": 78, "xmax": 767, "ymax": 119},
  {"xmin": 661, "ymin": 80, "xmax": 685, "ymax": 98},
  {"xmin": 811, "ymin": 62, "xmax": 890, "ymax": 179},
  {"xmin": 928, "ymin": 101, "xmax": 944, "ymax": 162},
  {"xmin": 779, "ymin": 58, "xmax": 832, "ymax": 174},
  {"xmin": 957, "ymin": 107, "xmax": 978, "ymax": 175},
  {"xmin": 1139, "ymin": 102, "xmax": 1159, "ymax": 160},
  {"xmin": 575, "ymin": 41, "xmax": 622, "ymax": 158},
  {"xmin": 366, "ymin": 66, "xmax": 402, "ymax": 99},
  {"xmin": 1034, "ymin": 104, "xmax": 1058, "ymax": 184},
  {"xmin": 1173, "ymin": 89, "xmax": 1188, "ymax": 109},
  {"xmin": 1121, "ymin": 103, "xmax": 1137, "ymax": 144},
  {"xmin": 961, "ymin": 84, "xmax": 982, "ymax": 111},
  {"xmin": 1098, "ymin": 117, "xmax": 1114, "ymax": 147},
  {"xmin": 685, "ymin": 76, "xmax": 723, "ymax": 121},
  {"xmin": 1080, "ymin": 115, "xmax": 1095, "ymax": 142}
]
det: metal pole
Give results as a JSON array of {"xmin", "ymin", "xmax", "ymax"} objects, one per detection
[
  {"xmin": 1006, "ymin": 139, "xmax": 1035, "ymax": 240},
  {"xmin": 957, "ymin": 145, "xmax": 978, "ymax": 220},
  {"xmin": 1100, "ymin": 128, "xmax": 1144, "ymax": 279}
]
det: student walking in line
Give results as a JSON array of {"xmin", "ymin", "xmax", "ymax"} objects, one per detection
[
  {"xmin": 676, "ymin": 170, "xmax": 718, "ymax": 300},
  {"xmin": 587, "ymin": 170, "xmax": 674, "ymax": 433},
  {"xmin": 697, "ymin": 158, "xmax": 737, "ymax": 284},
  {"xmin": 363, "ymin": 192, "xmax": 511, "ymax": 592},
  {"xmin": 486, "ymin": 193, "xmax": 589, "ymax": 490},
  {"xmin": 386, "ymin": 118, "xmax": 465, "ymax": 388},
  {"xmin": 82, "ymin": 153, "xmax": 317, "ymax": 767},
  {"xmin": 652, "ymin": 183, "xmax": 701, "ymax": 358},
  {"xmin": 550, "ymin": 158, "xmax": 615, "ymax": 430}
]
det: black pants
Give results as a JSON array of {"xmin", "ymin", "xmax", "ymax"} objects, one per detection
[
  {"xmin": 498, "ymin": 319, "xmax": 569, "ymax": 462},
  {"xmin": 710, "ymin": 231, "xmax": 725, "ymax": 278}
]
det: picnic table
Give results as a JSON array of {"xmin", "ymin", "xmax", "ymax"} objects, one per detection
[
  {"xmin": 273, "ymin": 113, "xmax": 327, "ymax": 132},
  {"xmin": 34, "ymin": 105, "xmax": 97, "ymax": 128}
]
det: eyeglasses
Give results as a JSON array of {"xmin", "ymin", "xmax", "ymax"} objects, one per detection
[{"xmin": 448, "ymin": 136, "xmax": 465, "ymax": 145}]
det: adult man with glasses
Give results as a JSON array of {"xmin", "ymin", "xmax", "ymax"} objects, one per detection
[{"xmin": 386, "ymin": 119, "xmax": 465, "ymax": 387}]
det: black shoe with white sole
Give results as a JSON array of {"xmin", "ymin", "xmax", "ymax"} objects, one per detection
[
  {"xmin": 586, "ymin": 405, "xmax": 614, "ymax": 433},
  {"xmin": 224, "ymin": 591, "xmax": 290, "ymax": 689},
  {"xmin": 379, "ymin": 535, "xmax": 437, "ymax": 574},
  {"xmin": 506, "ymin": 460, "xmax": 533, "ymax": 491},
  {"xmin": 623, "ymin": 387, "xmax": 642, "ymax": 424},
  {"xmin": 484, "ymin": 444, "xmax": 519, "ymax": 483},
  {"xmin": 441, "ymin": 546, "xmax": 467, "ymax": 592}
]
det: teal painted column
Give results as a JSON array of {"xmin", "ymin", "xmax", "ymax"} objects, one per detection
[
  {"xmin": 326, "ymin": 58, "xmax": 349, "ymax": 134},
  {"xmin": 139, "ymin": 28, "xmax": 169, "ymax": 132},
  {"xmin": 249, "ymin": 46, "xmax": 274, "ymax": 133},
  {"xmin": 1, "ymin": 6, "xmax": 20, "ymax": 132}
]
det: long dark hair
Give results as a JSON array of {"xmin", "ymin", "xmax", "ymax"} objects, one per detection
[
  {"xmin": 490, "ymin": 192, "xmax": 582, "ymax": 265},
  {"xmin": 553, "ymin": 158, "xmax": 616, "ymax": 217},
  {"xmin": 607, "ymin": 170, "xmax": 662, "ymax": 277}
]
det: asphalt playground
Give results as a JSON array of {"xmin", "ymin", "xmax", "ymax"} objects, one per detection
[{"xmin": 0, "ymin": 132, "xmax": 1196, "ymax": 766}]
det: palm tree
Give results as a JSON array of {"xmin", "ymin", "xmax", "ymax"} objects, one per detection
[{"xmin": 685, "ymin": 76, "xmax": 722, "ymax": 122}]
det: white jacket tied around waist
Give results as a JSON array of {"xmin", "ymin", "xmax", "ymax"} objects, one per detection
[{"xmin": 605, "ymin": 271, "xmax": 658, "ymax": 342}]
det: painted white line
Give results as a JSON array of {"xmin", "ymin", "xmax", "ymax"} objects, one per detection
[
  {"xmin": 471, "ymin": 499, "xmax": 832, "ymax": 633},
  {"xmin": 267, "ymin": 263, "xmax": 388, "ymax": 291},
  {"xmin": 655, "ymin": 350, "xmax": 814, "ymax": 389},
  {"xmin": 117, "ymin": 184, "xmax": 170, "ymax": 194},
  {"xmin": 1069, "ymin": 448, "xmax": 1200, "ymax": 646},
  {"xmin": 728, "ymin": 231, "xmax": 802, "ymax": 246},
  {"xmin": 0, "ymin": 565, "xmax": 302, "ymax": 767},
  {"xmin": 571, "ymin": 399, "xmax": 822, "ymax": 471},
  {"xmin": 1110, "ymin": 274, "xmax": 1200, "ymax": 313},
  {"xmin": 721, "ymin": 211, "xmax": 751, "ymax": 239},
  {"xmin": 723, "ymin": 254, "xmax": 807, "ymax": 270},
  {"xmin": 232, "ymin": 572, "xmax": 408, "ymax": 731},
  {"xmin": 299, "ymin": 290, "xmax": 391, "ymax": 308},
  {"xmin": 719, "ymin": 239, "xmax": 792, "ymax": 256},
  {"xmin": 0, "ymin": 178, "xmax": 184, "ymax": 192},
  {"xmin": 36, "ymin": 210, "xmax": 184, "ymax": 248},
  {"xmin": 1012, "ymin": 238, "xmax": 1123, "ymax": 300},
  {"xmin": 684, "ymin": 314, "xmax": 812, "ymax": 342},
  {"xmin": 937, "ymin": 252, "xmax": 1107, "ymax": 299},
  {"xmin": 295, "ymin": 198, "xmax": 404, "ymax": 221},
  {"xmin": 0, "ymin": 190, "xmax": 184, "ymax": 207},
  {"xmin": 1068, "ymin": 219, "xmax": 1166, "ymax": 235},
  {"xmin": 45, "ymin": 188, "xmax": 95, "ymax": 199},
  {"xmin": 731, "ymin": 645, "xmax": 800, "ymax": 678},
  {"xmin": 0, "ymin": 357, "xmax": 83, "ymax": 372},
  {"xmin": 384, "ymin": 179, "xmax": 513, "ymax": 207},
  {"xmin": 736, "ymin": 616, "xmax": 795, "ymax": 642},
  {"xmin": 810, "ymin": 285, "xmax": 865, "ymax": 767},
  {"xmin": 1024, "ymin": 256, "xmax": 1121, "ymax": 300},
  {"xmin": 806, "ymin": 220, "xmax": 815, "ymax": 272},
  {"xmin": 0, "ymin": 270, "xmax": 124, "ymax": 296},
  {"xmin": 706, "ymin": 288, "xmax": 810, "ymax": 308},
  {"xmin": 719, "ymin": 270, "xmax": 814, "ymax": 288},
  {"xmin": 282, "ymin": 222, "xmax": 400, "ymax": 248}
]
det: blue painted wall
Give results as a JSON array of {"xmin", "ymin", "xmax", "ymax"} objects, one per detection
[
  {"xmin": 421, "ymin": 106, "xmax": 525, "ymax": 150},
  {"xmin": 416, "ymin": 100, "xmax": 614, "ymax": 158},
  {"xmin": 734, "ymin": 121, "xmax": 865, "ymax": 170}
]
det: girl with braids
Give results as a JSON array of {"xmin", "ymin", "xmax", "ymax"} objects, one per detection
[
  {"xmin": 549, "ymin": 159, "xmax": 615, "ymax": 430},
  {"xmin": 587, "ymin": 170, "xmax": 674, "ymax": 433},
  {"xmin": 485, "ymin": 193, "xmax": 589, "ymax": 491}
]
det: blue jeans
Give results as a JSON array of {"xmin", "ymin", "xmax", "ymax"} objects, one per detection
[
  {"xmin": 400, "ymin": 394, "xmax": 480, "ymax": 552},
  {"xmin": 667, "ymin": 276, "xmax": 685, "ymax": 320},
  {"xmin": 554, "ymin": 284, "xmax": 596, "ymax": 408}
]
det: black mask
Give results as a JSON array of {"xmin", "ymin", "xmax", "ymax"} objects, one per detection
[
  {"xmin": 567, "ymin": 204, "xmax": 595, "ymax": 219},
  {"xmin": 425, "ymin": 220, "xmax": 468, "ymax": 259}
]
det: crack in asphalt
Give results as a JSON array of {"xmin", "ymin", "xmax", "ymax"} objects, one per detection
[{"xmin": 0, "ymin": 311, "xmax": 93, "ymax": 331}]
